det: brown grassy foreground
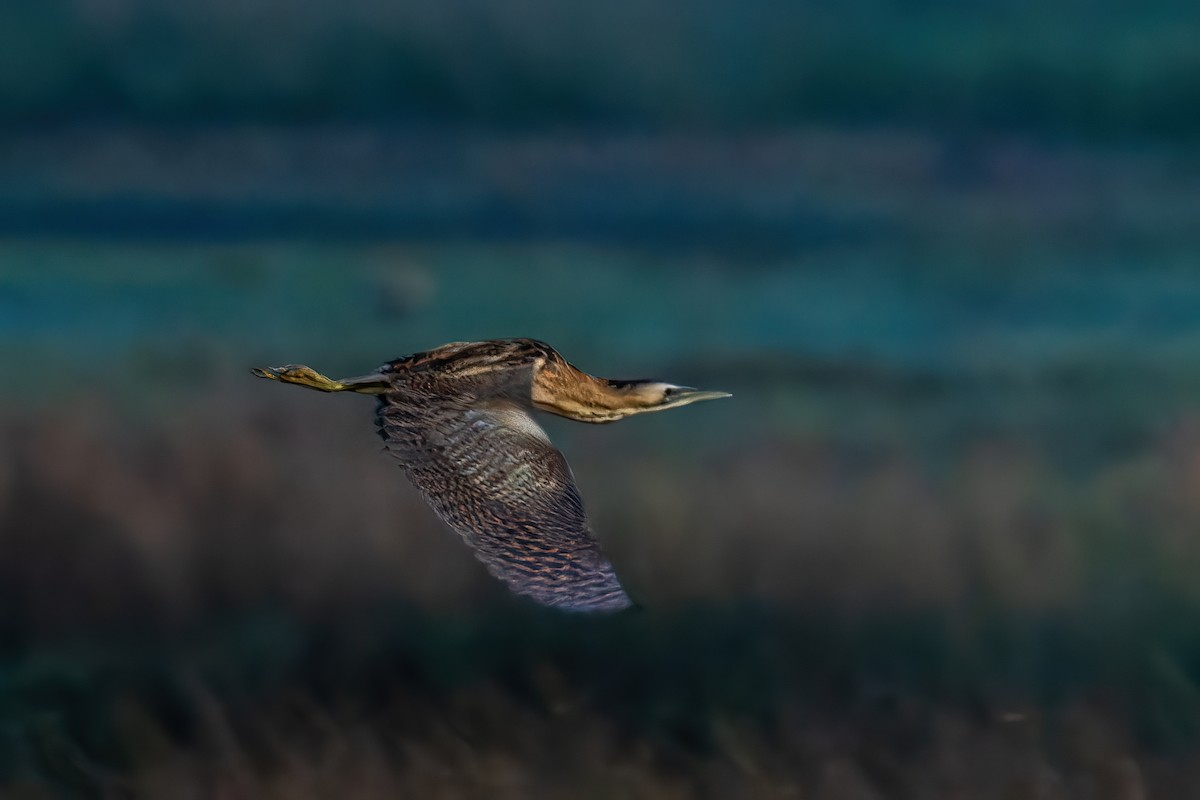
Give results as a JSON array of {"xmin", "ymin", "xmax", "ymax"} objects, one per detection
[{"xmin": 5, "ymin": 389, "xmax": 1200, "ymax": 797}]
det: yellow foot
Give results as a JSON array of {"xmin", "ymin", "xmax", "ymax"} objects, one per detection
[
  {"xmin": 252, "ymin": 364, "xmax": 390, "ymax": 394},
  {"xmin": 251, "ymin": 364, "xmax": 346, "ymax": 392}
]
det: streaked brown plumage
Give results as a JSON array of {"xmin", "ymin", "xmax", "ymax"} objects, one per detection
[{"xmin": 252, "ymin": 338, "xmax": 730, "ymax": 612}]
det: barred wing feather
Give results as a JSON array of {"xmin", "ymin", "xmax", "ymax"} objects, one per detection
[{"xmin": 376, "ymin": 390, "xmax": 633, "ymax": 612}]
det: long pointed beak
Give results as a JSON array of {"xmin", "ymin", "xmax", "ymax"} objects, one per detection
[{"xmin": 665, "ymin": 386, "xmax": 733, "ymax": 407}]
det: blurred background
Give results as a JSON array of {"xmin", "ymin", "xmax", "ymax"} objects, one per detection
[{"xmin": 4, "ymin": 0, "xmax": 1200, "ymax": 797}]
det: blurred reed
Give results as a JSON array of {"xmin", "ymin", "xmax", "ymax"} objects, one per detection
[
  {"xmin": 4, "ymin": 387, "xmax": 1200, "ymax": 796},
  {"xmin": 6, "ymin": 387, "xmax": 1200, "ymax": 632}
]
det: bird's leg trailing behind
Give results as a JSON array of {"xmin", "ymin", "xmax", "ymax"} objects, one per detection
[{"xmin": 251, "ymin": 364, "xmax": 389, "ymax": 394}]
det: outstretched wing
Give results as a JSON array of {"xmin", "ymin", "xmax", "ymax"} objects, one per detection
[{"xmin": 376, "ymin": 390, "xmax": 633, "ymax": 612}]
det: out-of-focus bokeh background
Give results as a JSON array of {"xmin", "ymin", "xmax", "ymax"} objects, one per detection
[{"xmin": 5, "ymin": 1, "xmax": 1200, "ymax": 796}]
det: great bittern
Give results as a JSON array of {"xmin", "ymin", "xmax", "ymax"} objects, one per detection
[{"xmin": 252, "ymin": 338, "xmax": 730, "ymax": 612}]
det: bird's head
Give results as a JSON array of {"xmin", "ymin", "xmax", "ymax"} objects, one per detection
[
  {"xmin": 609, "ymin": 380, "xmax": 732, "ymax": 414},
  {"xmin": 532, "ymin": 361, "xmax": 732, "ymax": 423}
]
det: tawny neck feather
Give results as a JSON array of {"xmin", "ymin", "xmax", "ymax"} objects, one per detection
[{"xmin": 531, "ymin": 360, "xmax": 654, "ymax": 423}]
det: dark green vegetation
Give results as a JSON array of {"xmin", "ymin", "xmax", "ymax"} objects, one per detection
[
  {"xmin": 3, "ymin": 138, "xmax": 1200, "ymax": 794},
  {"xmin": 4, "ymin": 0, "xmax": 1200, "ymax": 139},
  {"xmin": 5, "ymin": 127, "xmax": 1200, "ymax": 793},
  {"xmin": 6, "ymin": 1, "xmax": 1200, "ymax": 792}
]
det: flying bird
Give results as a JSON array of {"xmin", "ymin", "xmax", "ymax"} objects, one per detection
[{"xmin": 252, "ymin": 338, "xmax": 730, "ymax": 612}]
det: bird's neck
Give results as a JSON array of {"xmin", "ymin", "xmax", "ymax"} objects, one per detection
[{"xmin": 531, "ymin": 363, "xmax": 648, "ymax": 423}]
